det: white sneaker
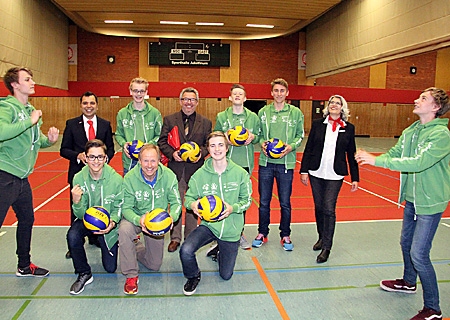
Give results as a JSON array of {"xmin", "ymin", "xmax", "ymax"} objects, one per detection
[{"xmin": 240, "ymin": 234, "xmax": 251, "ymax": 250}]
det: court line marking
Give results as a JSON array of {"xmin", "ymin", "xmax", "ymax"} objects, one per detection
[
  {"xmin": 10, "ymin": 185, "xmax": 70, "ymax": 227},
  {"xmin": 252, "ymin": 256, "xmax": 290, "ymax": 320}
]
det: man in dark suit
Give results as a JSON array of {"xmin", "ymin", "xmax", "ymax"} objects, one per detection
[
  {"xmin": 60, "ymin": 91, "xmax": 115, "ymax": 258},
  {"xmin": 158, "ymin": 87, "xmax": 212, "ymax": 252}
]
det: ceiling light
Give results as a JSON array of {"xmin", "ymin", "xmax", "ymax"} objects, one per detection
[
  {"xmin": 104, "ymin": 20, "xmax": 133, "ymax": 24},
  {"xmin": 160, "ymin": 21, "xmax": 189, "ymax": 25},
  {"xmin": 195, "ymin": 22, "xmax": 224, "ymax": 26},
  {"xmin": 246, "ymin": 24, "xmax": 274, "ymax": 28}
]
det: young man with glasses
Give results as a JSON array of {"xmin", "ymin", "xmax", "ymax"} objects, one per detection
[
  {"xmin": 67, "ymin": 139, "xmax": 123, "ymax": 295},
  {"xmin": 115, "ymin": 77, "xmax": 162, "ymax": 175},
  {"xmin": 158, "ymin": 87, "xmax": 212, "ymax": 253},
  {"xmin": 60, "ymin": 91, "xmax": 115, "ymax": 259}
]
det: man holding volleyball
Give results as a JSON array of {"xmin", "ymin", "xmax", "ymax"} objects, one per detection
[
  {"xmin": 115, "ymin": 77, "xmax": 162, "ymax": 175},
  {"xmin": 253, "ymin": 78, "xmax": 304, "ymax": 251},
  {"xmin": 68, "ymin": 139, "xmax": 123, "ymax": 295},
  {"xmin": 213, "ymin": 84, "xmax": 261, "ymax": 251},
  {"xmin": 0, "ymin": 67, "xmax": 59, "ymax": 277},
  {"xmin": 119, "ymin": 144, "xmax": 181, "ymax": 295},
  {"xmin": 181, "ymin": 131, "xmax": 252, "ymax": 295}
]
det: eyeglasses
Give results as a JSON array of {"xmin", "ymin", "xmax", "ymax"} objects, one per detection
[
  {"xmin": 87, "ymin": 155, "xmax": 106, "ymax": 161},
  {"xmin": 329, "ymin": 101, "xmax": 342, "ymax": 106},
  {"xmin": 180, "ymin": 98, "xmax": 198, "ymax": 103},
  {"xmin": 132, "ymin": 89, "xmax": 146, "ymax": 94}
]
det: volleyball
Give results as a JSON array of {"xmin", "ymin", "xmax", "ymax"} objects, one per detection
[
  {"xmin": 128, "ymin": 140, "xmax": 144, "ymax": 160},
  {"xmin": 144, "ymin": 208, "xmax": 173, "ymax": 236},
  {"xmin": 198, "ymin": 195, "xmax": 225, "ymax": 222},
  {"xmin": 179, "ymin": 141, "xmax": 201, "ymax": 163},
  {"xmin": 266, "ymin": 138, "xmax": 286, "ymax": 159},
  {"xmin": 227, "ymin": 126, "xmax": 249, "ymax": 146},
  {"xmin": 83, "ymin": 206, "xmax": 110, "ymax": 232}
]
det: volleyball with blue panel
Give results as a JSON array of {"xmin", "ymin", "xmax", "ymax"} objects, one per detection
[
  {"xmin": 144, "ymin": 208, "xmax": 173, "ymax": 236},
  {"xmin": 84, "ymin": 206, "xmax": 110, "ymax": 231},
  {"xmin": 227, "ymin": 126, "xmax": 249, "ymax": 146},
  {"xmin": 179, "ymin": 141, "xmax": 201, "ymax": 163},
  {"xmin": 198, "ymin": 195, "xmax": 225, "ymax": 222},
  {"xmin": 266, "ymin": 138, "xmax": 286, "ymax": 159},
  {"xmin": 129, "ymin": 140, "xmax": 144, "ymax": 160}
]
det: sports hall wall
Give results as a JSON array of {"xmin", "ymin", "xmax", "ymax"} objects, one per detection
[{"xmin": 1, "ymin": 3, "xmax": 450, "ymax": 136}]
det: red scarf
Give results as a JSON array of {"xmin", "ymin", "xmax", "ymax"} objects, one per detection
[{"xmin": 329, "ymin": 117, "xmax": 345, "ymax": 132}]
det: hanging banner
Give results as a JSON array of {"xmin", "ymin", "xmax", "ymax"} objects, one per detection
[
  {"xmin": 298, "ymin": 50, "xmax": 306, "ymax": 70},
  {"xmin": 68, "ymin": 44, "xmax": 77, "ymax": 65}
]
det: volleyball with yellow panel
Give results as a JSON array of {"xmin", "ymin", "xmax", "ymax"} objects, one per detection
[
  {"xmin": 179, "ymin": 141, "xmax": 201, "ymax": 163},
  {"xmin": 227, "ymin": 126, "xmax": 249, "ymax": 146},
  {"xmin": 198, "ymin": 195, "xmax": 225, "ymax": 222},
  {"xmin": 84, "ymin": 206, "xmax": 110, "ymax": 232},
  {"xmin": 144, "ymin": 208, "xmax": 173, "ymax": 236}
]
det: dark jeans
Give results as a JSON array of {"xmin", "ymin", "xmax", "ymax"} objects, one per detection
[
  {"xmin": 180, "ymin": 225, "xmax": 239, "ymax": 280},
  {"xmin": 309, "ymin": 175, "xmax": 343, "ymax": 250},
  {"xmin": 0, "ymin": 170, "xmax": 34, "ymax": 268},
  {"xmin": 258, "ymin": 163, "xmax": 293, "ymax": 238},
  {"xmin": 401, "ymin": 201, "xmax": 442, "ymax": 312},
  {"xmin": 67, "ymin": 219, "xmax": 118, "ymax": 274}
]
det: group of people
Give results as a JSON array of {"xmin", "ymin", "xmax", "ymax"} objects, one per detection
[{"xmin": 1, "ymin": 67, "xmax": 448, "ymax": 319}]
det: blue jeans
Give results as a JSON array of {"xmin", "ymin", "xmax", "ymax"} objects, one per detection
[
  {"xmin": 401, "ymin": 201, "xmax": 442, "ymax": 312},
  {"xmin": 180, "ymin": 225, "xmax": 239, "ymax": 280},
  {"xmin": 0, "ymin": 170, "xmax": 34, "ymax": 268},
  {"xmin": 258, "ymin": 163, "xmax": 293, "ymax": 238},
  {"xmin": 67, "ymin": 219, "xmax": 118, "ymax": 274},
  {"xmin": 309, "ymin": 175, "xmax": 343, "ymax": 250}
]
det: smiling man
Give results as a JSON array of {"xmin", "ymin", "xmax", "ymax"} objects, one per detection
[
  {"xmin": 60, "ymin": 91, "xmax": 115, "ymax": 258},
  {"xmin": 158, "ymin": 87, "xmax": 212, "ymax": 253},
  {"xmin": 0, "ymin": 67, "xmax": 59, "ymax": 277},
  {"xmin": 119, "ymin": 144, "xmax": 181, "ymax": 295},
  {"xmin": 115, "ymin": 78, "xmax": 162, "ymax": 175}
]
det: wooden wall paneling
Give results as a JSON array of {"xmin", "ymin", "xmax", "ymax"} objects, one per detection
[
  {"xmin": 349, "ymin": 103, "xmax": 371, "ymax": 136},
  {"xmin": 394, "ymin": 104, "xmax": 417, "ymax": 136},
  {"xmin": 300, "ymin": 100, "xmax": 312, "ymax": 134},
  {"xmin": 370, "ymin": 103, "xmax": 395, "ymax": 137}
]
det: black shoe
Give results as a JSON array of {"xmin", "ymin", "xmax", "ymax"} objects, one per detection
[
  {"xmin": 65, "ymin": 250, "xmax": 72, "ymax": 259},
  {"xmin": 313, "ymin": 239, "xmax": 322, "ymax": 251},
  {"xmin": 183, "ymin": 273, "xmax": 201, "ymax": 296},
  {"xmin": 316, "ymin": 249, "xmax": 330, "ymax": 263},
  {"xmin": 70, "ymin": 272, "xmax": 93, "ymax": 295},
  {"xmin": 206, "ymin": 243, "xmax": 219, "ymax": 262},
  {"xmin": 88, "ymin": 235, "xmax": 101, "ymax": 248},
  {"xmin": 16, "ymin": 263, "xmax": 49, "ymax": 277}
]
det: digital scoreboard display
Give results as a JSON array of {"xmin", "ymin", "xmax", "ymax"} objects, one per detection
[{"xmin": 149, "ymin": 42, "xmax": 231, "ymax": 67}]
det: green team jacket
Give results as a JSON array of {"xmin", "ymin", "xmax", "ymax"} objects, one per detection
[
  {"xmin": 185, "ymin": 157, "xmax": 252, "ymax": 242},
  {"xmin": 0, "ymin": 95, "xmax": 54, "ymax": 178},
  {"xmin": 258, "ymin": 102, "xmax": 304, "ymax": 170},
  {"xmin": 214, "ymin": 107, "xmax": 261, "ymax": 172},
  {"xmin": 375, "ymin": 118, "xmax": 450, "ymax": 214},
  {"xmin": 115, "ymin": 101, "xmax": 162, "ymax": 171},
  {"xmin": 72, "ymin": 164, "xmax": 124, "ymax": 249},
  {"xmin": 122, "ymin": 162, "xmax": 182, "ymax": 226}
]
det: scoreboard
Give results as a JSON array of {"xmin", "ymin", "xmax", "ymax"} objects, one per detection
[{"xmin": 149, "ymin": 41, "xmax": 230, "ymax": 67}]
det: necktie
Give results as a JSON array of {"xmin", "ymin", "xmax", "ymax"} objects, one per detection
[
  {"xmin": 184, "ymin": 117, "xmax": 189, "ymax": 136},
  {"xmin": 330, "ymin": 117, "xmax": 345, "ymax": 132},
  {"xmin": 87, "ymin": 120, "xmax": 95, "ymax": 140}
]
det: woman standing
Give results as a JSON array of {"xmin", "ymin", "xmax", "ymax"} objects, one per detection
[{"xmin": 300, "ymin": 95, "xmax": 359, "ymax": 263}]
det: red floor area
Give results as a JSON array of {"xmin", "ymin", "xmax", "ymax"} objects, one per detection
[{"xmin": 2, "ymin": 151, "xmax": 449, "ymax": 226}]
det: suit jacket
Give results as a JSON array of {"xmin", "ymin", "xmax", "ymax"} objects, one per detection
[
  {"xmin": 158, "ymin": 111, "xmax": 212, "ymax": 181},
  {"xmin": 60, "ymin": 115, "xmax": 115, "ymax": 184},
  {"xmin": 300, "ymin": 118, "xmax": 359, "ymax": 182}
]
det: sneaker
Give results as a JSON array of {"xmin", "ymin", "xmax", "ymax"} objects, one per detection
[
  {"xmin": 183, "ymin": 273, "xmax": 201, "ymax": 296},
  {"xmin": 124, "ymin": 276, "xmax": 139, "ymax": 295},
  {"xmin": 410, "ymin": 307, "xmax": 442, "ymax": 320},
  {"xmin": 16, "ymin": 263, "xmax": 49, "ymax": 277},
  {"xmin": 240, "ymin": 234, "xmax": 251, "ymax": 250},
  {"xmin": 252, "ymin": 234, "xmax": 268, "ymax": 248},
  {"xmin": 280, "ymin": 236, "xmax": 294, "ymax": 251},
  {"xmin": 380, "ymin": 278, "xmax": 417, "ymax": 294},
  {"xmin": 206, "ymin": 242, "xmax": 219, "ymax": 262},
  {"xmin": 69, "ymin": 272, "xmax": 93, "ymax": 295}
]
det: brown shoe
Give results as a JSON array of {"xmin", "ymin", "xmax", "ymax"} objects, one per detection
[{"xmin": 168, "ymin": 241, "xmax": 180, "ymax": 252}]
